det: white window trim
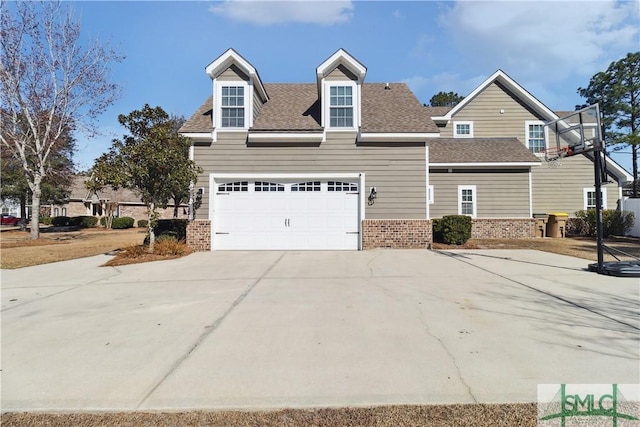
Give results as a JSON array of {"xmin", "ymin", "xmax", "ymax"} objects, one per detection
[
  {"xmin": 428, "ymin": 185, "xmax": 434, "ymax": 205},
  {"xmin": 583, "ymin": 187, "xmax": 607, "ymax": 210},
  {"xmin": 322, "ymin": 80, "xmax": 359, "ymax": 130},
  {"xmin": 214, "ymin": 80, "xmax": 252, "ymax": 130},
  {"xmin": 453, "ymin": 121, "xmax": 474, "ymax": 138},
  {"xmin": 458, "ymin": 185, "xmax": 477, "ymax": 218},
  {"xmin": 525, "ymin": 120, "xmax": 548, "ymax": 155}
]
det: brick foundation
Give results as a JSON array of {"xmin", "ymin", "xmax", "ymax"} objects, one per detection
[
  {"xmin": 362, "ymin": 219, "xmax": 432, "ymax": 249},
  {"xmin": 471, "ymin": 218, "xmax": 536, "ymax": 239},
  {"xmin": 186, "ymin": 220, "xmax": 211, "ymax": 251},
  {"xmin": 185, "ymin": 218, "xmax": 536, "ymax": 252}
]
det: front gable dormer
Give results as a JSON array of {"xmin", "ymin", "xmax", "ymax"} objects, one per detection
[
  {"xmin": 205, "ymin": 49, "xmax": 268, "ymax": 132},
  {"xmin": 316, "ymin": 49, "xmax": 367, "ymax": 130}
]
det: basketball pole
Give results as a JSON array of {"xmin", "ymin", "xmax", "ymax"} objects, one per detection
[{"xmin": 594, "ymin": 140, "xmax": 605, "ymax": 274}]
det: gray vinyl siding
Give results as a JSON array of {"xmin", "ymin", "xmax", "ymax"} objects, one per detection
[
  {"xmin": 325, "ymin": 64, "xmax": 358, "ymax": 81},
  {"xmin": 429, "ymin": 169, "xmax": 531, "ymax": 218},
  {"xmin": 252, "ymin": 87, "xmax": 263, "ymax": 122},
  {"xmin": 438, "ymin": 80, "xmax": 622, "ymax": 215},
  {"xmin": 441, "ymin": 82, "xmax": 540, "ymax": 140},
  {"xmin": 532, "ymin": 155, "xmax": 620, "ymax": 215},
  {"xmin": 217, "ymin": 64, "xmax": 249, "ymax": 81},
  {"xmin": 193, "ymin": 132, "xmax": 426, "ymax": 220}
]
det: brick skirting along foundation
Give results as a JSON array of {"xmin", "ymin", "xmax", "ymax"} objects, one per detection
[
  {"xmin": 186, "ymin": 220, "xmax": 211, "ymax": 251},
  {"xmin": 362, "ymin": 219, "xmax": 433, "ymax": 249},
  {"xmin": 471, "ymin": 218, "xmax": 536, "ymax": 239},
  {"xmin": 186, "ymin": 218, "xmax": 535, "ymax": 252}
]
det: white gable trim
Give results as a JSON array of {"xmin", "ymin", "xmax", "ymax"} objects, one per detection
[
  {"xmin": 316, "ymin": 48, "xmax": 367, "ymax": 85},
  {"xmin": 597, "ymin": 153, "xmax": 634, "ymax": 184},
  {"xmin": 431, "ymin": 70, "xmax": 557, "ymax": 123},
  {"xmin": 205, "ymin": 48, "xmax": 268, "ymax": 102}
]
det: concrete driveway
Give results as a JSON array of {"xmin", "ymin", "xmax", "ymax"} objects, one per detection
[{"xmin": 1, "ymin": 249, "xmax": 638, "ymax": 412}]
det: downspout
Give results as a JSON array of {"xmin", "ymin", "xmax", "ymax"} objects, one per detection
[
  {"xmin": 188, "ymin": 143, "xmax": 195, "ymax": 220},
  {"xmin": 425, "ymin": 143, "xmax": 430, "ymax": 220}
]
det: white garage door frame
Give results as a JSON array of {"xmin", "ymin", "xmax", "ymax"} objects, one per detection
[{"xmin": 209, "ymin": 173, "xmax": 366, "ymax": 250}]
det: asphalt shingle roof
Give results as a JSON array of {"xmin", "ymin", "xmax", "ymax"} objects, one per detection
[
  {"xmin": 427, "ymin": 138, "xmax": 541, "ymax": 164},
  {"xmin": 180, "ymin": 83, "xmax": 439, "ymax": 134},
  {"xmin": 361, "ymin": 83, "xmax": 438, "ymax": 133},
  {"xmin": 67, "ymin": 176, "xmax": 141, "ymax": 203},
  {"xmin": 180, "ymin": 96, "xmax": 213, "ymax": 133},
  {"xmin": 424, "ymin": 106, "xmax": 452, "ymax": 117},
  {"xmin": 252, "ymin": 84, "xmax": 321, "ymax": 131}
]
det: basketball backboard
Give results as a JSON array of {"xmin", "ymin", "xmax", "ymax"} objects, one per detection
[{"xmin": 544, "ymin": 104, "xmax": 603, "ymax": 163}]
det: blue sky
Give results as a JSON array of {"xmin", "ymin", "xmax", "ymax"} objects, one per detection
[{"xmin": 70, "ymin": 0, "xmax": 639, "ymax": 173}]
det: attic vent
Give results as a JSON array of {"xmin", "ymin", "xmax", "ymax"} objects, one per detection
[{"xmin": 384, "ymin": 83, "xmax": 391, "ymax": 90}]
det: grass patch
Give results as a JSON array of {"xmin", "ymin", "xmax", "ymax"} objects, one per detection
[
  {"xmin": 2, "ymin": 403, "xmax": 538, "ymax": 426},
  {"xmin": 0, "ymin": 228, "xmax": 145, "ymax": 269}
]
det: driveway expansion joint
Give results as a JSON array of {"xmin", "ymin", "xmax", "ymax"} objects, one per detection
[
  {"xmin": 135, "ymin": 251, "xmax": 288, "ymax": 409},
  {"xmin": 0, "ymin": 268, "xmax": 123, "ymax": 312}
]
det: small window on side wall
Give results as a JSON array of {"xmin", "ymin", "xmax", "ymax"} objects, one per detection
[
  {"xmin": 583, "ymin": 188, "xmax": 607, "ymax": 210},
  {"xmin": 453, "ymin": 121, "xmax": 473, "ymax": 138},
  {"xmin": 526, "ymin": 120, "xmax": 546, "ymax": 154},
  {"xmin": 458, "ymin": 185, "xmax": 477, "ymax": 218}
]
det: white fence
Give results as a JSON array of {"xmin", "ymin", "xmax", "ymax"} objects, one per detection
[{"xmin": 623, "ymin": 197, "xmax": 640, "ymax": 237}]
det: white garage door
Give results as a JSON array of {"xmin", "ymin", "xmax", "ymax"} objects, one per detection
[{"xmin": 213, "ymin": 179, "xmax": 360, "ymax": 250}]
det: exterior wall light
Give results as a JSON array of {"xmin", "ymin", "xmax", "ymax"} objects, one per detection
[{"xmin": 368, "ymin": 187, "xmax": 377, "ymax": 205}]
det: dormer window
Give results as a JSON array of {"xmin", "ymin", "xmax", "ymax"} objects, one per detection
[
  {"xmin": 214, "ymin": 81, "xmax": 251, "ymax": 130},
  {"xmin": 205, "ymin": 49, "xmax": 269, "ymax": 134},
  {"xmin": 317, "ymin": 49, "xmax": 367, "ymax": 131},
  {"xmin": 330, "ymin": 86, "xmax": 353, "ymax": 127},
  {"xmin": 221, "ymin": 86, "xmax": 245, "ymax": 128}
]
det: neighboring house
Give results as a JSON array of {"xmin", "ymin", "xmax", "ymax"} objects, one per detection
[
  {"xmin": 53, "ymin": 176, "xmax": 188, "ymax": 223},
  {"xmin": 180, "ymin": 48, "xmax": 633, "ymax": 251},
  {"xmin": 0, "ymin": 198, "xmax": 21, "ymax": 217}
]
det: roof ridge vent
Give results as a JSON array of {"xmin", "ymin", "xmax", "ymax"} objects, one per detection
[{"xmin": 384, "ymin": 83, "xmax": 391, "ymax": 90}]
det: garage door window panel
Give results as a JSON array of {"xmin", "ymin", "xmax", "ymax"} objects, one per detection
[
  {"xmin": 328, "ymin": 181, "xmax": 358, "ymax": 192},
  {"xmin": 292, "ymin": 181, "xmax": 321, "ymax": 192},
  {"xmin": 218, "ymin": 181, "xmax": 248, "ymax": 192},
  {"xmin": 255, "ymin": 181, "xmax": 285, "ymax": 192}
]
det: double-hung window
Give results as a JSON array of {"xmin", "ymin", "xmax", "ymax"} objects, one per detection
[
  {"xmin": 583, "ymin": 188, "xmax": 607, "ymax": 210},
  {"xmin": 458, "ymin": 185, "xmax": 477, "ymax": 218},
  {"xmin": 329, "ymin": 86, "xmax": 353, "ymax": 128},
  {"xmin": 221, "ymin": 86, "xmax": 245, "ymax": 128},
  {"xmin": 526, "ymin": 121, "xmax": 546, "ymax": 153}
]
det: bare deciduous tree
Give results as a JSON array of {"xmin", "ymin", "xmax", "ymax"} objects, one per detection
[{"xmin": 0, "ymin": 1, "xmax": 123, "ymax": 239}]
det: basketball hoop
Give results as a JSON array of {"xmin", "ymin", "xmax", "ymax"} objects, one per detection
[
  {"xmin": 544, "ymin": 104, "xmax": 603, "ymax": 165},
  {"xmin": 543, "ymin": 147, "xmax": 570, "ymax": 168}
]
